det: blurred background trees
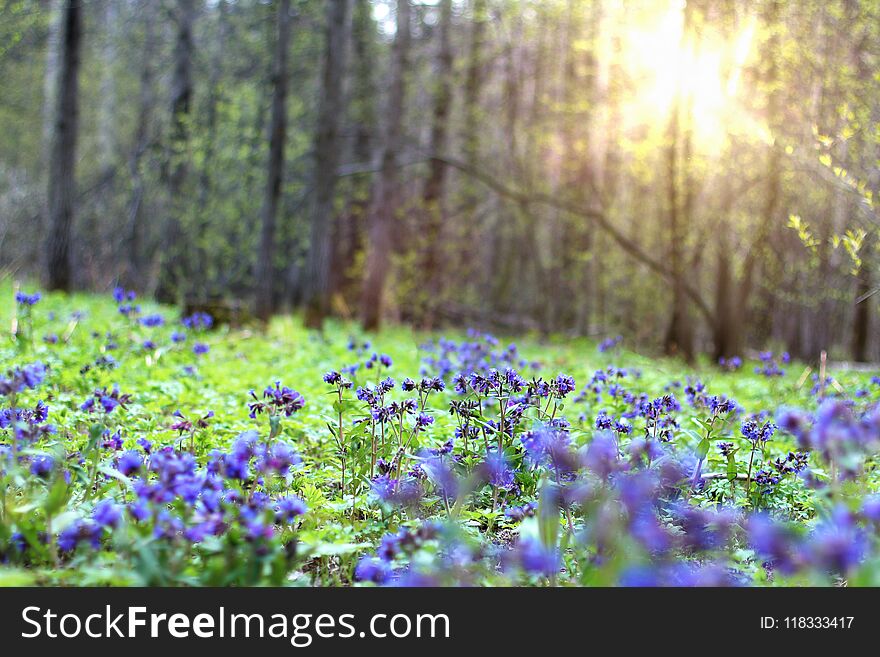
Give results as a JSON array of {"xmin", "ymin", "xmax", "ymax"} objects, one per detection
[{"xmin": 1, "ymin": 0, "xmax": 878, "ymax": 361}]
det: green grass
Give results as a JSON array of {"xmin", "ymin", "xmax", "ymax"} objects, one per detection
[{"xmin": 2, "ymin": 279, "xmax": 879, "ymax": 586}]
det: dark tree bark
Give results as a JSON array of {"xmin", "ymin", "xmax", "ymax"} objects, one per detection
[
  {"xmin": 44, "ymin": 0, "xmax": 82, "ymax": 292},
  {"xmin": 849, "ymin": 26, "xmax": 877, "ymax": 362},
  {"xmin": 303, "ymin": 0, "xmax": 352, "ymax": 329},
  {"xmin": 418, "ymin": 0, "xmax": 453, "ymax": 328},
  {"xmin": 156, "ymin": 0, "xmax": 196, "ymax": 303},
  {"xmin": 712, "ymin": 216, "xmax": 741, "ymax": 361},
  {"xmin": 124, "ymin": 0, "xmax": 157, "ymax": 288},
  {"xmin": 193, "ymin": 0, "xmax": 229, "ymax": 299},
  {"xmin": 723, "ymin": 1, "xmax": 782, "ymax": 360},
  {"xmin": 360, "ymin": 0, "xmax": 411, "ymax": 331},
  {"xmin": 462, "ymin": 0, "xmax": 486, "ymax": 169},
  {"xmin": 663, "ymin": 75, "xmax": 695, "ymax": 360},
  {"xmin": 331, "ymin": 0, "xmax": 376, "ymax": 306},
  {"xmin": 456, "ymin": 0, "xmax": 487, "ymax": 291},
  {"xmin": 851, "ymin": 241, "xmax": 872, "ymax": 362},
  {"xmin": 255, "ymin": 0, "xmax": 292, "ymax": 321}
]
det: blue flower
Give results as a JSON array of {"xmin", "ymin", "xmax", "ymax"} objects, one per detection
[
  {"xmin": 117, "ymin": 450, "xmax": 142, "ymax": 476},
  {"xmin": 92, "ymin": 500, "xmax": 122, "ymax": 528},
  {"xmin": 513, "ymin": 537, "xmax": 559, "ymax": 576},
  {"xmin": 30, "ymin": 455, "xmax": 54, "ymax": 478},
  {"xmin": 58, "ymin": 519, "xmax": 101, "ymax": 552},
  {"xmin": 275, "ymin": 495, "xmax": 308, "ymax": 523},
  {"xmin": 15, "ymin": 291, "xmax": 41, "ymax": 306},
  {"xmin": 140, "ymin": 314, "xmax": 165, "ymax": 327},
  {"xmin": 355, "ymin": 556, "xmax": 390, "ymax": 584}
]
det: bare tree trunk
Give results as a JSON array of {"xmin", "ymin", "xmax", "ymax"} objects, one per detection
[
  {"xmin": 662, "ymin": 18, "xmax": 695, "ymax": 361},
  {"xmin": 255, "ymin": 0, "xmax": 292, "ymax": 321},
  {"xmin": 462, "ymin": 0, "xmax": 486, "ymax": 172},
  {"xmin": 732, "ymin": 1, "xmax": 782, "ymax": 357},
  {"xmin": 332, "ymin": 0, "xmax": 376, "ymax": 305},
  {"xmin": 124, "ymin": 1, "xmax": 157, "ymax": 288},
  {"xmin": 360, "ymin": 0, "xmax": 411, "ymax": 331},
  {"xmin": 851, "ymin": 238, "xmax": 872, "ymax": 362},
  {"xmin": 303, "ymin": 0, "xmax": 352, "ymax": 329},
  {"xmin": 850, "ymin": 28, "xmax": 878, "ymax": 362},
  {"xmin": 156, "ymin": 0, "xmax": 196, "ymax": 303},
  {"xmin": 97, "ymin": 1, "xmax": 118, "ymax": 169},
  {"xmin": 458, "ymin": 0, "xmax": 487, "ymax": 292},
  {"xmin": 663, "ymin": 110, "xmax": 694, "ymax": 360},
  {"xmin": 42, "ymin": 0, "xmax": 62, "ymax": 177},
  {"xmin": 419, "ymin": 0, "xmax": 453, "ymax": 328},
  {"xmin": 44, "ymin": 0, "xmax": 82, "ymax": 292},
  {"xmin": 193, "ymin": 0, "xmax": 229, "ymax": 299}
]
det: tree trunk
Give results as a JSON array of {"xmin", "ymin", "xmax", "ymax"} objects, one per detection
[
  {"xmin": 850, "ymin": 32, "xmax": 878, "ymax": 362},
  {"xmin": 462, "ymin": 0, "xmax": 486, "ymax": 168},
  {"xmin": 458, "ymin": 0, "xmax": 487, "ymax": 293},
  {"xmin": 418, "ymin": 0, "xmax": 453, "ymax": 328},
  {"xmin": 728, "ymin": 0, "xmax": 783, "ymax": 358},
  {"xmin": 42, "ymin": 0, "xmax": 62, "ymax": 170},
  {"xmin": 193, "ymin": 0, "xmax": 229, "ymax": 299},
  {"xmin": 360, "ymin": 0, "xmax": 411, "ymax": 331},
  {"xmin": 124, "ymin": 0, "xmax": 157, "ymax": 288},
  {"xmin": 44, "ymin": 0, "xmax": 82, "ymax": 292},
  {"xmin": 331, "ymin": 0, "xmax": 376, "ymax": 304},
  {"xmin": 711, "ymin": 171, "xmax": 742, "ymax": 361},
  {"xmin": 97, "ymin": 1, "xmax": 118, "ymax": 169},
  {"xmin": 303, "ymin": 0, "xmax": 352, "ymax": 329},
  {"xmin": 663, "ymin": 61, "xmax": 695, "ymax": 359},
  {"xmin": 255, "ymin": 0, "xmax": 292, "ymax": 321},
  {"xmin": 156, "ymin": 0, "xmax": 196, "ymax": 304}
]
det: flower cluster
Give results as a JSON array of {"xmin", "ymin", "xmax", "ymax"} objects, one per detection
[
  {"xmin": 248, "ymin": 382, "xmax": 305, "ymax": 418},
  {"xmin": 80, "ymin": 386, "xmax": 133, "ymax": 414},
  {"xmin": 755, "ymin": 351, "xmax": 789, "ymax": 377},
  {"xmin": 15, "ymin": 291, "xmax": 41, "ymax": 306},
  {"xmin": 598, "ymin": 335, "xmax": 623, "ymax": 353},
  {"xmin": 421, "ymin": 330, "xmax": 531, "ymax": 381}
]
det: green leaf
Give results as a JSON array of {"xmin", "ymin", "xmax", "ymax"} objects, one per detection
[{"xmin": 696, "ymin": 436, "xmax": 711, "ymax": 460}]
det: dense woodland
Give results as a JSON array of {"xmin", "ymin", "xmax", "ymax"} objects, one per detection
[{"xmin": 1, "ymin": 0, "xmax": 879, "ymax": 362}]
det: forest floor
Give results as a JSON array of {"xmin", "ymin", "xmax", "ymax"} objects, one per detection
[{"xmin": 2, "ymin": 280, "xmax": 879, "ymax": 586}]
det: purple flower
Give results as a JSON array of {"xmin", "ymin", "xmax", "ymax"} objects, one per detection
[
  {"xmin": 58, "ymin": 519, "xmax": 101, "ymax": 552},
  {"xmin": 581, "ymin": 431, "xmax": 619, "ymax": 479},
  {"xmin": 92, "ymin": 500, "xmax": 122, "ymax": 528},
  {"xmin": 355, "ymin": 557, "xmax": 390, "ymax": 584},
  {"xmin": 0, "ymin": 362, "xmax": 48, "ymax": 395},
  {"xmin": 741, "ymin": 419, "xmax": 776, "ymax": 444},
  {"xmin": 140, "ymin": 314, "xmax": 165, "ymax": 327},
  {"xmin": 182, "ymin": 312, "xmax": 213, "ymax": 330},
  {"xmin": 805, "ymin": 507, "xmax": 866, "ymax": 575},
  {"xmin": 30, "ymin": 455, "xmax": 54, "ymax": 478},
  {"xmin": 554, "ymin": 374, "xmax": 576, "ymax": 397},
  {"xmin": 15, "ymin": 291, "xmax": 41, "ymax": 306},
  {"xmin": 598, "ymin": 335, "xmax": 622, "ymax": 352},
  {"xmin": 513, "ymin": 537, "xmax": 559, "ymax": 577},
  {"xmin": 249, "ymin": 382, "xmax": 306, "ymax": 418},
  {"xmin": 275, "ymin": 495, "xmax": 308, "ymax": 523},
  {"xmin": 481, "ymin": 450, "xmax": 516, "ymax": 489},
  {"xmin": 323, "ymin": 371, "xmax": 340, "ymax": 384},
  {"xmin": 371, "ymin": 475, "xmax": 399, "ymax": 502},
  {"xmin": 100, "ymin": 396, "xmax": 120, "ymax": 413},
  {"xmin": 117, "ymin": 450, "xmax": 142, "ymax": 476}
]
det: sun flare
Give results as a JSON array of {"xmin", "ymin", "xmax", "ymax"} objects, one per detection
[{"xmin": 620, "ymin": 2, "xmax": 756, "ymax": 148}]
